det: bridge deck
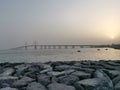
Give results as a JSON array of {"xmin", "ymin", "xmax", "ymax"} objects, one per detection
[{"xmin": 11, "ymin": 45, "xmax": 99, "ymax": 50}]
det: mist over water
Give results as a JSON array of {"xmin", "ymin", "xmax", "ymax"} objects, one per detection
[
  {"xmin": 0, "ymin": 48, "xmax": 120, "ymax": 63},
  {"xmin": 0, "ymin": 0, "xmax": 120, "ymax": 49}
]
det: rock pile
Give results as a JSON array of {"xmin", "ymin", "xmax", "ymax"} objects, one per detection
[{"xmin": 0, "ymin": 60, "xmax": 120, "ymax": 90}]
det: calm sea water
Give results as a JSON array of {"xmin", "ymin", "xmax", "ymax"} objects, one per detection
[{"xmin": 0, "ymin": 48, "xmax": 120, "ymax": 63}]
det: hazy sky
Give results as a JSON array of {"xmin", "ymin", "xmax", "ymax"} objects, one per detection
[{"xmin": 0, "ymin": 0, "xmax": 120, "ymax": 49}]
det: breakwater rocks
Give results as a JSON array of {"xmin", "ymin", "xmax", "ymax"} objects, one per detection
[{"xmin": 0, "ymin": 60, "xmax": 120, "ymax": 90}]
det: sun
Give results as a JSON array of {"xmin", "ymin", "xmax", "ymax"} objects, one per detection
[{"xmin": 111, "ymin": 36, "xmax": 115, "ymax": 39}]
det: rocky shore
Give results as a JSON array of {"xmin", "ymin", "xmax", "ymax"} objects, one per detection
[{"xmin": 0, "ymin": 60, "xmax": 120, "ymax": 90}]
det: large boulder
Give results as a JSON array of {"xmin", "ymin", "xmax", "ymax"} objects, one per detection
[
  {"xmin": 72, "ymin": 71, "xmax": 91, "ymax": 79},
  {"xmin": 14, "ymin": 64, "xmax": 31, "ymax": 77},
  {"xmin": 115, "ymin": 81, "xmax": 120, "ymax": 90},
  {"xmin": 12, "ymin": 76, "xmax": 34, "ymax": 88},
  {"xmin": 107, "ymin": 61, "xmax": 120, "ymax": 66},
  {"xmin": 75, "ymin": 70, "xmax": 113, "ymax": 90},
  {"xmin": 40, "ymin": 68, "xmax": 52, "ymax": 74},
  {"xmin": 26, "ymin": 64, "xmax": 44, "ymax": 72},
  {"xmin": 47, "ymin": 71, "xmax": 66, "ymax": 77},
  {"xmin": 71, "ymin": 67, "xmax": 95, "ymax": 73},
  {"xmin": 103, "ymin": 69, "xmax": 120, "ymax": 79},
  {"xmin": 0, "ymin": 87, "xmax": 18, "ymax": 90},
  {"xmin": 26, "ymin": 82, "xmax": 47, "ymax": 90},
  {"xmin": 58, "ymin": 75, "xmax": 79, "ymax": 85},
  {"xmin": 54, "ymin": 65, "xmax": 71, "ymax": 71},
  {"xmin": 0, "ymin": 68, "xmax": 15, "ymax": 76},
  {"xmin": 48, "ymin": 83, "xmax": 75, "ymax": 90},
  {"xmin": 0, "ymin": 76, "xmax": 18, "ymax": 86},
  {"xmin": 94, "ymin": 69, "xmax": 113, "ymax": 90},
  {"xmin": 75, "ymin": 78, "xmax": 113, "ymax": 90},
  {"xmin": 51, "ymin": 62, "xmax": 64, "ymax": 68},
  {"xmin": 37, "ymin": 74, "xmax": 51, "ymax": 86},
  {"xmin": 75, "ymin": 78, "xmax": 100, "ymax": 90},
  {"xmin": 112, "ymin": 75, "xmax": 120, "ymax": 85},
  {"xmin": 47, "ymin": 69, "xmax": 75, "ymax": 77}
]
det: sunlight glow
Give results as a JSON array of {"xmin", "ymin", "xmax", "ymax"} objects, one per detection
[
  {"xmin": 111, "ymin": 36, "xmax": 115, "ymax": 39},
  {"xmin": 98, "ymin": 15, "xmax": 119, "ymax": 40}
]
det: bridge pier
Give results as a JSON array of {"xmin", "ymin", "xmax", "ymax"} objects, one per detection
[
  {"xmin": 80, "ymin": 46, "xmax": 83, "ymax": 48},
  {"xmin": 34, "ymin": 41, "xmax": 37, "ymax": 50},
  {"xmin": 25, "ymin": 46, "xmax": 28, "ymax": 50},
  {"xmin": 65, "ymin": 46, "xmax": 68, "ymax": 49},
  {"xmin": 34, "ymin": 45, "xmax": 37, "ymax": 50},
  {"xmin": 53, "ymin": 46, "xmax": 56, "ymax": 49},
  {"xmin": 58, "ymin": 46, "xmax": 61, "ymax": 49},
  {"xmin": 44, "ymin": 46, "xmax": 47, "ymax": 49},
  {"xmin": 72, "ymin": 45, "xmax": 75, "ymax": 49},
  {"xmin": 48, "ymin": 46, "xmax": 51, "ymax": 49}
]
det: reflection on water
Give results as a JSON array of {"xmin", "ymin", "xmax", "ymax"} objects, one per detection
[{"xmin": 0, "ymin": 48, "xmax": 120, "ymax": 63}]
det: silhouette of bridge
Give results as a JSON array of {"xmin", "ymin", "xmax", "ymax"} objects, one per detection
[{"xmin": 11, "ymin": 42, "xmax": 100, "ymax": 50}]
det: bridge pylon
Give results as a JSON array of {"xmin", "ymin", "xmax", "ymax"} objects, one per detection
[
  {"xmin": 34, "ymin": 41, "xmax": 37, "ymax": 50},
  {"xmin": 25, "ymin": 42, "xmax": 28, "ymax": 50}
]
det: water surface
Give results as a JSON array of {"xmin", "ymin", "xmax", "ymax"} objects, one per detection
[{"xmin": 0, "ymin": 48, "xmax": 120, "ymax": 63}]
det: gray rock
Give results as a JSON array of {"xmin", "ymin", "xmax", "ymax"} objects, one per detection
[
  {"xmin": 51, "ymin": 62, "xmax": 63, "ymax": 68},
  {"xmin": 112, "ymin": 75, "xmax": 120, "ymax": 85},
  {"xmin": 103, "ymin": 69, "xmax": 120, "ymax": 79},
  {"xmin": 0, "ymin": 68, "xmax": 15, "ymax": 76},
  {"xmin": 102, "ymin": 63, "xmax": 119, "ymax": 70},
  {"xmin": 12, "ymin": 76, "xmax": 34, "ymax": 88},
  {"xmin": 0, "ymin": 66, "xmax": 3, "ymax": 74},
  {"xmin": 75, "ymin": 78, "xmax": 113, "ymax": 90},
  {"xmin": 75, "ymin": 78, "xmax": 100, "ymax": 90},
  {"xmin": 94, "ymin": 69, "xmax": 109, "ymax": 78},
  {"xmin": 115, "ymin": 81, "xmax": 120, "ymax": 90},
  {"xmin": 48, "ymin": 83, "xmax": 75, "ymax": 90},
  {"xmin": 72, "ymin": 71, "xmax": 91, "ymax": 79},
  {"xmin": 23, "ymin": 64, "xmax": 45, "ymax": 78},
  {"xmin": 47, "ymin": 71, "xmax": 65, "ymax": 77},
  {"xmin": 0, "ymin": 83, "xmax": 10, "ymax": 88},
  {"xmin": 15, "ymin": 64, "xmax": 31, "ymax": 76},
  {"xmin": 40, "ymin": 68, "xmax": 52, "ymax": 74},
  {"xmin": 0, "ymin": 87, "xmax": 18, "ymax": 90},
  {"xmin": 58, "ymin": 75, "xmax": 79, "ymax": 85},
  {"xmin": 107, "ymin": 61, "xmax": 120, "ymax": 66},
  {"xmin": 26, "ymin": 64, "xmax": 44, "ymax": 72},
  {"xmin": 94, "ymin": 69, "xmax": 113, "ymax": 89},
  {"xmin": 37, "ymin": 74, "xmax": 51, "ymax": 86},
  {"xmin": 74, "ymin": 62, "xmax": 82, "ymax": 67},
  {"xmin": 24, "ymin": 71, "xmax": 38, "ymax": 79},
  {"xmin": 54, "ymin": 65, "xmax": 71, "ymax": 71},
  {"xmin": 43, "ymin": 64, "xmax": 52, "ymax": 69},
  {"xmin": 71, "ymin": 67, "xmax": 95, "ymax": 73},
  {"xmin": 47, "ymin": 70, "xmax": 75, "ymax": 77},
  {"xmin": 26, "ymin": 82, "xmax": 47, "ymax": 90},
  {"xmin": 64, "ymin": 69, "xmax": 75, "ymax": 74},
  {"xmin": 0, "ymin": 76, "xmax": 18, "ymax": 86}
]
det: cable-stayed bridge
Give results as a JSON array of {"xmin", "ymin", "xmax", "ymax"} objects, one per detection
[{"xmin": 11, "ymin": 42, "xmax": 109, "ymax": 50}]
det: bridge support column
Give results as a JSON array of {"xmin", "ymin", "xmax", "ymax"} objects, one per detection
[
  {"xmin": 48, "ymin": 46, "xmax": 51, "ymax": 49},
  {"xmin": 65, "ymin": 46, "xmax": 68, "ymax": 49},
  {"xmin": 80, "ymin": 46, "xmax": 83, "ymax": 48},
  {"xmin": 58, "ymin": 46, "xmax": 61, "ymax": 49},
  {"xmin": 40, "ymin": 46, "xmax": 42, "ymax": 49},
  {"xmin": 34, "ymin": 41, "xmax": 37, "ymax": 50},
  {"xmin": 72, "ymin": 45, "xmax": 75, "ymax": 49},
  {"xmin": 53, "ymin": 46, "xmax": 56, "ymax": 49},
  {"xmin": 44, "ymin": 46, "xmax": 47, "ymax": 49},
  {"xmin": 34, "ymin": 45, "xmax": 37, "ymax": 50},
  {"xmin": 25, "ymin": 46, "xmax": 27, "ymax": 50}
]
